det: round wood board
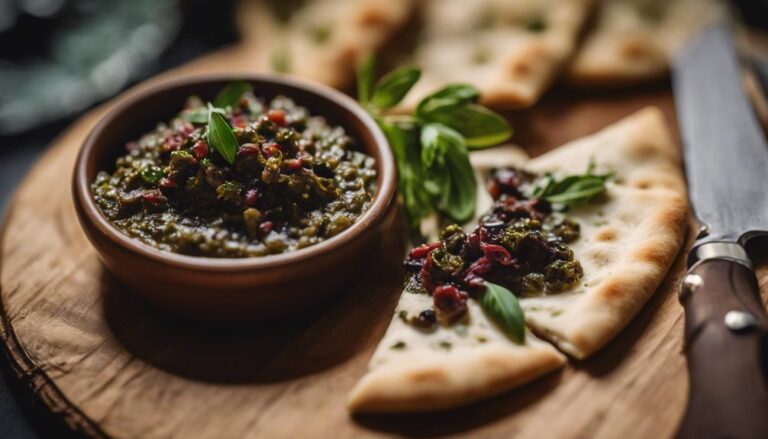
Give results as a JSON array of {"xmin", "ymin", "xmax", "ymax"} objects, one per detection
[{"xmin": 3, "ymin": 46, "xmax": 768, "ymax": 439}]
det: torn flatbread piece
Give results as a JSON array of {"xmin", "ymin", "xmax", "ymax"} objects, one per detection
[
  {"xmin": 566, "ymin": 0, "xmax": 728, "ymax": 86},
  {"xmin": 238, "ymin": 0, "xmax": 416, "ymax": 89},
  {"xmin": 517, "ymin": 108, "xmax": 687, "ymax": 357},
  {"xmin": 399, "ymin": 0, "xmax": 596, "ymax": 110},
  {"xmin": 347, "ymin": 293, "xmax": 566, "ymax": 413},
  {"xmin": 349, "ymin": 107, "xmax": 687, "ymax": 412}
]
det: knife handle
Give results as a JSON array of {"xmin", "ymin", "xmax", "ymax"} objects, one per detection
[{"xmin": 677, "ymin": 257, "xmax": 768, "ymax": 439}]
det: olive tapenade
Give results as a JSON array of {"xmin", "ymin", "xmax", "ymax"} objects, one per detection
[
  {"xmin": 92, "ymin": 89, "xmax": 376, "ymax": 257},
  {"xmin": 402, "ymin": 167, "xmax": 585, "ymax": 327}
]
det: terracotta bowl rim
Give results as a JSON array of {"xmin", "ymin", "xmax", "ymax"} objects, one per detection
[{"xmin": 73, "ymin": 74, "xmax": 396, "ymax": 272}]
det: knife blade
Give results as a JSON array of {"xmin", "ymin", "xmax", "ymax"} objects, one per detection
[{"xmin": 673, "ymin": 25, "xmax": 768, "ymax": 439}]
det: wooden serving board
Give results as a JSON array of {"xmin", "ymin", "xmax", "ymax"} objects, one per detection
[{"xmin": 2, "ymin": 44, "xmax": 768, "ymax": 439}]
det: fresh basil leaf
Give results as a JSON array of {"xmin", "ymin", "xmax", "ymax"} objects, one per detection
[
  {"xmin": 416, "ymin": 84, "xmax": 480, "ymax": 118},
  {"xmin": 531, "ymin": 162, "xmax": 612, "ymax": 205},
  {"xmin": 442, "ymin": 141, "xmax": 476, "ymax": 222},
  {"xmin": 186, "ymin": 106, "xmax": 226, "ymax": 124},
  {"xmin": 422, "ymin": 178, "xmax": 442, "ymax": 197},
  {"xmin": 207, "ymin": 105, "xmax": 238, "ymax": 165},
  {"xmin": 543, "ymin": 176, "xmax": 608, "ymax": 204},
  {"xmin": 420, "ymin": 123, "xmax": 447, "ymax": 168},
  {"xmin": 182, "ymin": 108, "xmax": 209, "ymax": 124},
  {"xmin": 356, "ymin": 53, "xmax": 375, "ymax": 106},
  {"xmin": 422, "ymin": 124, "xmax": 476, "ymax": 222},
  {"xmin": 421, "ymin": 104, "xmax": 511, "ymax": 149},
  {"xmin": 531, "ymin": 174, "xmax": 555, "ymax": 198},
  {"xmin": 481, "ymin": 282, "xmax": 525, "ymax": 344},
  {"xmin": 213, "ymin": 81, "xmax": 253, "ymax": 109},
  {"xmin": 370, "ymin": 66, "xmax": 421, "ymax": 109}
]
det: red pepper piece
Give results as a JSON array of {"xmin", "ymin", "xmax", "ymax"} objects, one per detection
[
  {"xmin": 267, "ymin": 109, "xmax": 287, "ymax": 126},
  {"xmin": 192, "ymin": 140, "xmax": 208, "ymax": 160},
  {"xmin": 259, "ymin": 221, "xmax": 273, "ymax": 234}
]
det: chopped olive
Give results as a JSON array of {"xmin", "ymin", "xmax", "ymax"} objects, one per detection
[
  {"xmin": 92, "ymin": 93, "xmax": 376, "ymax": 257},
  {"xmin": 400, "ymin": 166, "xmax": 586, "ymax": 329},
  {"xmin": 414, "ymin": 310, "xmax": 437, "ymax": 330},
  {"xmin": 551, "ymin": 217, "xmax": 581, "ymax": 243}
]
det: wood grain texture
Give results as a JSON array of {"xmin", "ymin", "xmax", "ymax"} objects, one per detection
[{"xmin": 2, "ymin": 45, "xmax": 768, "ymax": 438}]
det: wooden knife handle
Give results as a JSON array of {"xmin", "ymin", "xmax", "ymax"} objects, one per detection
[{"xmin": 677, "ymin": 259, "xmax": 768, "ymax": 439}]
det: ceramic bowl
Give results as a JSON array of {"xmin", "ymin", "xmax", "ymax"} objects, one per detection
[{"xmin": 73, "ymin": 75, "xmax": 397, "ymax": 320}]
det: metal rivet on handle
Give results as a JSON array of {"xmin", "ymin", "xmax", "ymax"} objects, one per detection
[
  {"xmin": 683, "ymin": 274, "xmax": 703, "ymax": 291},
  {"xmin": 679, "ymin": 274, "xmax": 703, "ymax": 301},
  {"xmin": 724, "ymin": 310, "xmax": 759, "ymax": 332}
]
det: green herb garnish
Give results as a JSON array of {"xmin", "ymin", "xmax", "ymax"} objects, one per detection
[
  {"xmin": 420, "ymin": 103, "xmax": 511, "ymax": 149},
  {"xmin": 182, "ymin": 108, "xmax": 209, "ymax": 124},
  {"xmin": 357, "ymin": 57, "xmax": 513, "ymax": 235},
  {"xmin": 532, "ymin": 161, "xmax": 612, "ymax": 206},
  {"xmin": 369, "ymin": 66, "xmax": 421, "ymax": 110},
  {"xmin": 420, "ymin": 123, "xmax": 476, "ymax": 222},
  {"xmin": 207, "ymin": 103, "xmax": 238, "ymax": 165},
  {"xmin": 308, "ymin": 25, "xmax": 331, "ymax": 44},
  {"xmin": 390, "ymin": 341, "xmax": 407, "ymax": 350},
  {"xmin": 480, "ymin": 282, "xmax": 525, "ymax": 344},
  {"xmin": 527, "ymin": 17, "xmax": 547, "ymax": 32},
  {"xmin": 213, "ymin": 81, "xmax": 253, "ymax": 109},
  {"xmin": 140, "ymin": 165, "xmax": 165, "ymax": 184},
  {"xmin": 272, "ymin": 49, "xmax": 290, "ymax": 73}
]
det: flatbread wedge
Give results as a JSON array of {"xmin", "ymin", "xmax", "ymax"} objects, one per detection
[
  {"xmin": 515, "ymin": 107, "xmax": 688, "ymax": 358},
  {"xmin": 565, "ymin": 0, "xmax": 727, "ymax": 86},
  {"xmin": 348, "ymin": 107, "xmax": 687, "ymax": 412},
  {"xmin": 399, "ymin": 0, "xmax": 596, "ymax": 110},
  {"xmin": 238, "ymin": 0, "xmax": 416, "ymax": 88},
  {"xmin": 347, "ymin": 294, "xmax": 566, "ymax": 413}
]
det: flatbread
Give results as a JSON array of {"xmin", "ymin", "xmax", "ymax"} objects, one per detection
[
  {"xmin": 483, "ymin": 107, "xmax": 687, "ymax": 358},
  {"xmin": 399, "ymin": 0, "xmax": 596, "ymax": 110},
  {"xmin": 565, "ymin": 0, "xmax": 728, "ymax": 87},
  {"xmin": 238, "ymin": 0, "xmax": 416, "ymax": 88},
  {"xmin": 348, "ymin": 107, "xmax": 687, "ymax": 412},
  {"xmin": 347, "ymin": 294, "xmax": 566, "ymax": 413}
]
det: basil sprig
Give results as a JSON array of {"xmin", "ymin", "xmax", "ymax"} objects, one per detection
[
  {"xmin": 207, "ymin": 103, "xmax": 238, "ymax": 165},
  {"xmin": 480, "ymin": 282, "xmax": 526, "ymax": 344},
  {"xmin": 532, "ymin": 161, "xmax": 612, "ymax": 206},
  {"xmin": 357, "ymin": 56, "xmax": 513, "ymax": 234}
]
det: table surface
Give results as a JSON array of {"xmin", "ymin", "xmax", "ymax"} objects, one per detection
[{"xmin": 0, "ymin": 57, "xmax": 721, "ymax": 439}]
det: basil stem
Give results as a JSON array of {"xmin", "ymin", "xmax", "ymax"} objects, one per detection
[{"xmin": 357, "ymin": 53, "xmax": 375, "ymax": 106}]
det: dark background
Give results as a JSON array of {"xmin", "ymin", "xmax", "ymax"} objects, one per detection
[
  {"xmin": 0, "ymin": 0, "xmax": 767, "ymax": 437},
  {"xmin": 0, "ymin": 1, "xmax": 238, "ymax": 437}
]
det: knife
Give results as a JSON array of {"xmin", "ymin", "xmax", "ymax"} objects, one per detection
[{"xmin": 673, "ymin": 25, "xmax": 768, "ymax": 438}]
